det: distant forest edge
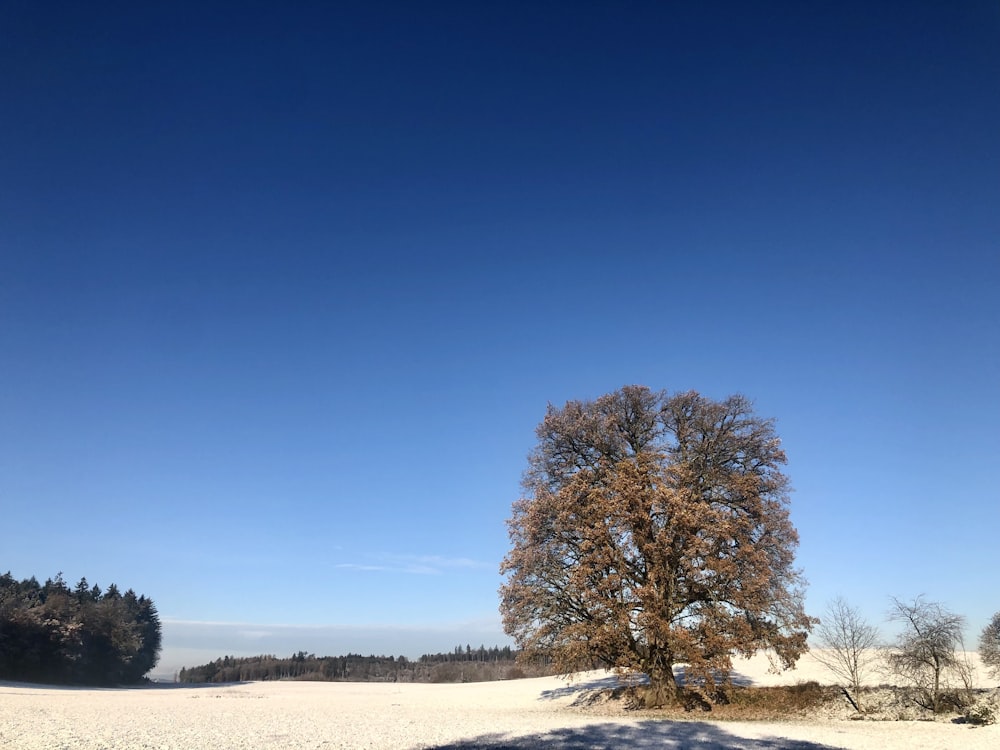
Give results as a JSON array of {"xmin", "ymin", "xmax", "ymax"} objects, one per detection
[
  {"xmin": 0, "ymin": 571, "xmax": 162, "ymax": 685},
  {"xmin": 179, "ymin": 645, "xmax": 558, "ymax": 683}
]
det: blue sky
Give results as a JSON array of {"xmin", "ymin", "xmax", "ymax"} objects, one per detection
[{"xmin": 2, "ymin": 1, "xmax": 998, "ymax": 679}]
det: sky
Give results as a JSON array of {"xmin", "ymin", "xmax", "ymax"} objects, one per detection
[{"xmin": 1, "ymin": 1, "xmax": 998, "ymax": 681}]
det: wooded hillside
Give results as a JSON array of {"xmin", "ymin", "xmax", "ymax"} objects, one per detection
[{"xmin": 178, "ymin": 644, "xmax": 557, "ymax": 683}]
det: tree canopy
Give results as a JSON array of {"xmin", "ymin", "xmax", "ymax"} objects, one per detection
[
  {"xmin": 499, "ymin": 386, "xmax": 813, "ymax": 705},
  {"xmin": 0, "ymin": 571, "xmax": 161, "ymax": 685}
]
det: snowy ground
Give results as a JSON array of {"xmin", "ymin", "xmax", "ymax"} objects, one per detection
[{"xmin": 1, "ymin": 652, "xmax": 996, "ymax": 749}]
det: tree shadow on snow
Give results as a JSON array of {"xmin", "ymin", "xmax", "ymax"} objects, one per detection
[
  {"xmin": 423, "ymin": 720, "xmax": 842, "ymax": 750},
  {"xmin": 674, "ymin": 666, "xmax": 753, "ymax": 688},
  {"xmin": 539, "ymin": 668, "xmax": 752, "ymax": 701},
  {"xmin": 539, "ymin": 674, "xmax": 630, "ymax": 700}
]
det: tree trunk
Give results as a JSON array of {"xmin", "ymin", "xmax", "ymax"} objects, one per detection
[{"xmin": 645, "ymin": 665, "xmax": 678, "ymax": 708}]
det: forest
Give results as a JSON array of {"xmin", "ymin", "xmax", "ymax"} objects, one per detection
[
  {"xmin": 0, "ymin": 571, "xmax": 162, "ymax": 685},
  {"xmin": 178, "ymin": 644, "xmax": 557, "ymax": 683}
]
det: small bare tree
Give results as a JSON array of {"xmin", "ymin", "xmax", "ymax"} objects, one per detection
[
  {"xmin": 812, "ymin": 597, "xmax": 880, "ymax": 712},
  {"xmin": 980, "ymin": 611, "xmax": 1000, "ymax": 682},
  {"xmin": 886, "ymin": 595, "xmax": 967, "ymax": 713}
]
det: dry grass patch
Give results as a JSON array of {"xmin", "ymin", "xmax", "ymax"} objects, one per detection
[
  {"xmin": 709, "ymin": 681, "xmax": 836, "ymax": 720},
  {"xmin": 570, "ymin": 679, "xmax": 1000, "ymax": 726},
  {"xmin": 572, "ymin": 681, "xmax": 838, "ymax": 721}
]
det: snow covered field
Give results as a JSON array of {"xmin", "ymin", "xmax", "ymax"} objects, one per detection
[{"xmin": 1, "ymin": 652, "xmax": 996, "ymax": 749}]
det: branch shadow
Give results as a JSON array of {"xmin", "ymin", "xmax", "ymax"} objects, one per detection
[
  {"xmin": 675, "ymin": 666, "xmax": 753, "ymax": 688},
  {"xmin": 539, "ymin": 668, "xmax": 752, "ymax": 701},
  {"xmin": 540, "ymin": 674, "xmax": 631, "ymax": 701},
  {"xmin": 423, "ymin": 720, "xmax": 844, "ymax": 749}
]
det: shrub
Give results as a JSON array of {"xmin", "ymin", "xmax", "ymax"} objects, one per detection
[{"xmin": 963, "ymin": 695, "xmax": 998, "ymax": 726}]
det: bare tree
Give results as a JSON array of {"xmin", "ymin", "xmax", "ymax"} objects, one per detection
[
  {"xmin": 980, "ymin": 611, "xmax": 1000, "ymax": 682},
  {"xmin": 812, "ymin": 597, "xmax": 880, "ymax": 712},
  {"xmin": 499, "ymin": 386, "xmax": 814, "ymax": 707},
  {"xmin": 886, "ymin": 595, "xmax": 967, "ymax": 713}
]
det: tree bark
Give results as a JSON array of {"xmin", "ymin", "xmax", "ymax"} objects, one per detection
[{"xmin": 645, "ymin": 664, "xmax": 678, "ymax": 707}]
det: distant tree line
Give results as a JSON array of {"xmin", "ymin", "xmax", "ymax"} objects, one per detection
[
  {"xmin": 178, "ymin": 644, "xmax": 557, "ymax": 683},
  {"xmin": 0, "ymin": 572, "xmax": 162, "ymax": 685}
]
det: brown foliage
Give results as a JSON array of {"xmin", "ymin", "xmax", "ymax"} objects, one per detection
[
  {"xmin": 718, "ymin": 682, "xmax": 832, "ymax": 718},
  {"xmin": 577, "ymin": 681, "xmax": 836, "ymax": 720},
  {"xmin": 499, "ymin": 386, "xmax": 813, "ymax": 705}
]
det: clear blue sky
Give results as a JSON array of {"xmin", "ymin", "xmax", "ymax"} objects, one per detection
[{"xmin": 2, "ymin": 1, "xmax": 998, "ymax": 679}]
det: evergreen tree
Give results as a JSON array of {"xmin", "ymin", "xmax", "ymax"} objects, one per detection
[{"xmin": 0, "ymin": 571, "xmax": 162, "ymax": 685}]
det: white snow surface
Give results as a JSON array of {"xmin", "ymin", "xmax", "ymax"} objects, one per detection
[{"xmin": 1, "ymin": 652, "xmax": 997, "ymax": 749}]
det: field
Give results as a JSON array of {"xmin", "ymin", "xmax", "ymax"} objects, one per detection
[{"xmin": 1, "ymin": 652, "xmax": 997, "ymax": 749}]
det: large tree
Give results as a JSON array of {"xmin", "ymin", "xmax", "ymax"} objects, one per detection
[{"xmin": 499, "ymin": 386, "xmax": 813, "ymax": 705}]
